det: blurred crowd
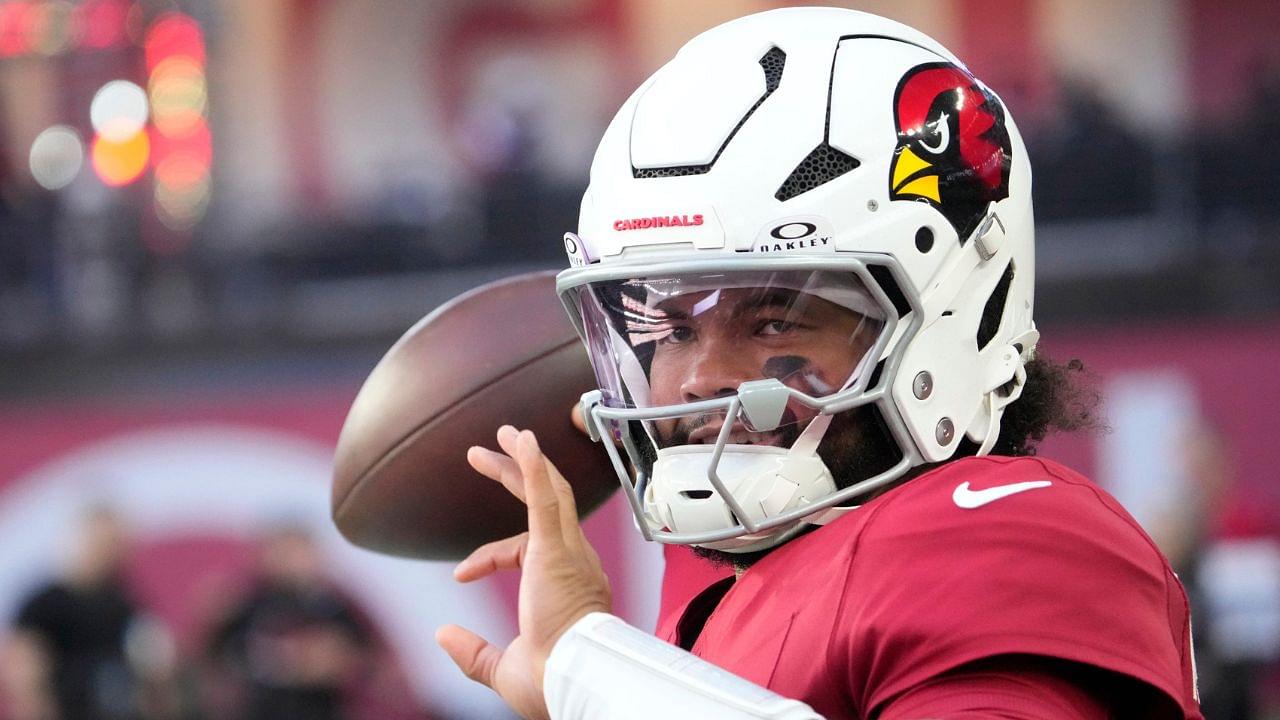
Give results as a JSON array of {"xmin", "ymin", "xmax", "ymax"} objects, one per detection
[
  {"xmin": 0, "ymin": 509, "xmax": 425, "ymax": 720},
  {"xmin": 0, "ymin": 6, "xmax": 1278, "ymax": 359},
  {"xmin": 4, "ymin": 66, "xmax": 1280, "ymax": 360},
  {"xmin": 1028, "ymin": 68, "xmax": 1280, "ymax": 226},
  {"xmin": 1146, "ymin": 423, "xmax": 1280, "ymax": 719}
]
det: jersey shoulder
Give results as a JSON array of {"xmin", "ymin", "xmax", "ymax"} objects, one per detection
[
  {"xmin": 838, "ymin": 455, "xmax": 1194, "ymax": 718},
  {"xmin": 868, "ymin": 454, "xmax": 1147, "ymax": 539},
  {"xmin": 850, "ymin": 455, "xmax": 1173, "ymax": 614}
]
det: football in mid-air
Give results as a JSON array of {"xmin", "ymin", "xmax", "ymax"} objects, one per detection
[{"xmin": 331, "ymin": 270, "xmax": 617, "ymax": 560}]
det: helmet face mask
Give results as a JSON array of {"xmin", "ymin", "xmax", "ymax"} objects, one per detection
[
  {"xmin": 558, "ymin": 8, "xmax": 1037, "ymax": 551},
  {"xmin": 560, "ymin": 255, "xmax": 921, "ymax": 551}
]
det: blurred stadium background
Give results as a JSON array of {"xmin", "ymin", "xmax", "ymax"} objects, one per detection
[{"xmin": 0, "ymin": 0, "xmax": 1277, "ymax": 718}]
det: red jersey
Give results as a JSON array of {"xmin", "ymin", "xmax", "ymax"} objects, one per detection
[{"xmin": 657, "ymin": 456, "xmax": 1203, "ymax": 719}]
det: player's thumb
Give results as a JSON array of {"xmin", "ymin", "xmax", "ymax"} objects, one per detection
[
  {"xmin": 436, "ymin": 624, "xmax": 502, "ymax": 688},
  {"xmin": 571, "ymin": 403, "xmax": 623, "ymax": 447},
  {"xmin": 570, "ymin": 403, "xmax": 588, "ymax": 436}
]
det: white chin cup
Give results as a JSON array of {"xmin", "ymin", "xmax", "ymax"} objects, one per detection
[{"xmin": 643, "ymin": 444, "xmax": 837, "ymax": 551}]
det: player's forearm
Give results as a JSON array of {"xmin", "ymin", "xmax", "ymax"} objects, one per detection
[{"xmin": 544, "ymin": 613, "xmax": 823, "ymax": 720}]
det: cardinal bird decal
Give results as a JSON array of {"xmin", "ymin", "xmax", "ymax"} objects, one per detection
[{"xmin": 889, "ymin": 62, "xmax": 1012, "ymax": 241}]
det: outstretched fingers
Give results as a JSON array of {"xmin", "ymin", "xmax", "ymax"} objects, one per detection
[
  {"xmin": 470, "ymin": 426, "xmax": 585, "ymax": 549},
  {"xmin": 515, "ymin": 430, "xmax": 565, "ymax": 543},
  {"xmin": 467, "ymin": 445, "xmax": 527, "ymax": 503},
  {"xmin": 515, "ymin": 430, "xmax": 585, "ymax": 550},
  {"xmin": 454, "ymin": 532, "xmax": 529, "ymax": 582},
  {"xmin": 496, "ymin": 424, "xmax": 522, "ymax": 459}
]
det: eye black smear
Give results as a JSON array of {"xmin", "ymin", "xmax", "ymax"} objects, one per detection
[
  {"xmin": 764, "ymin": 354, "xmax": 835, "ymax": 396},
  {"xmin": 763, "ymin": 355, "xmax": 808, "ymax": 380}
]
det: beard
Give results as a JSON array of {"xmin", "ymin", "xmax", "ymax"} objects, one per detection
[
  {"xmin": 688, "ymin": 404, "xmax": 905, "ymax": 572},
  {"xmin": 663, "ymin": 406, "xmax": 803, "ymax": 448}
]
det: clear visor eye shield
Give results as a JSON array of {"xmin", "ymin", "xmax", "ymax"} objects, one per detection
[{"xmin": 557, "ymin": 254, "xmax": 924, "ymax": 547}]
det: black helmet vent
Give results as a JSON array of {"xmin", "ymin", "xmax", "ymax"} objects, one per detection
[
  {"xmin": 633, "ymin": 47, "xmax": 786, "ymax": 179},
  {"xmin": 866, "ymin": 263, "xmax": 912, "ymax": 319},
  {"xmin": 773, "ymin": 38, "xmax": 865, "ymax": 201},
  {"xmin": 775, "ymin": 143, "xmax": 860, "ymax": 201},
  {"xmin": 976, "ymin": 262, "xmax": 1015, "ymax": 351},
  {"xmin": 760, "ymin": 46, "xmax": 785, "ymax": 92},
  {"xmin": 633, "ymin": 165, "xmax": 712, "ymax": 179}
]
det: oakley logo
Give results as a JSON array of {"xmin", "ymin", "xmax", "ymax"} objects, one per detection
[{"xmin": 770, "ymin": 222, "xmax": 817, "ymax": 240}]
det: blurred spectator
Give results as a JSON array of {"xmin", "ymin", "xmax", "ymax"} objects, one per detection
[
  {"xmin": 463, "ymin": 108, "xmax": 583, "ymax": 266},
  {"xmin": 3, "ymin": 506, "xmax": 166, "ymax": 720},
  {"xmin": 1194, "ymin": 57, "xmax": 1280, "ymax": 223},
  {"xmin": 203, "ymin": 525, "xmax": 370, "ymax": 720},
  {"xmin": 1, "ymin": 628, "xmax": 58, "ymax": 720},
  {"xmin": 1101, "ymin": 378, "xmax": 1280, "ymax": 719},
  {"xmin": 1182, "ymin": 425, "xmax": 1280, "ymax": 720},
  {"xmin": 1030, "ymin": 79, "xmax": 1157, "ymax": 220},
  {"xmin": 1197, "ymin": 537, "xmax": 1280, "ymax": 720},
  {"xmin": 1146, "ymin": 417, "xmax": 1231, "ymax": 578}
]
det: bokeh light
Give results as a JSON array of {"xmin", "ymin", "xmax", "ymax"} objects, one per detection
[
  {"xmin": 144, "ymin": 12, "xmax": 204, "ymax": 72},
  {"xmin": 154, "ymin": 153, "xmax": 211, "ymax": 230},
  {"xmin": 28, "ymin": 0, "xmax": 76, "ymax": 56},
  {"xmin": 0, "ymin": 0, "xmax": 135, "ymax": 57},
  {"xmin": 143, "ymin": 10, "xmax": 210, "ymax": 231},
  {"xmin": 150, "ymin": 121, "xmax": 211, "ymax": 166},
  {"xmin": 124, "ymin": 1, "xmax": 147, "ymax": 45},
  {"xmin": 0, "ymin": 2, "xmax": 34, "ymax": 56},
  {"xmin": 28, "ymin": 124, "xmax": 84, "ymax": 190},
  {"xmin": 77, "ymin": 0, "xmax": 128, "ymax": 50},
  {"xmin": 151, "ymin": 124, "xmax": 211, "ymax": 231},
  {"xmin": 91, "ymin": 79, "xmax": 149, "ymax": 142},
  {"xmin": 91, "ymin": 130, "xmax": 150, "ymax": 187},
  {"xmin": 148, "ymin": 57, "xmax": 206, "ymax": 137}
]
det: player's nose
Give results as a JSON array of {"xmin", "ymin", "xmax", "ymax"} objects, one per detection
[{"xmin": 679, "ymin": 338, "xmax": 758, "ymax": 403}]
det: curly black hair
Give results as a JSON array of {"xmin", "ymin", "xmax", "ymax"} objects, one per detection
[{"xmin": 960, "ymin": 352, "xmax": 1103, "ymax": 458}]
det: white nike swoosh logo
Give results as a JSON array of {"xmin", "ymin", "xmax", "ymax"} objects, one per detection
[{"xmin": 952, "ymin": 480, "xmax": 1052, "ymax": 509}]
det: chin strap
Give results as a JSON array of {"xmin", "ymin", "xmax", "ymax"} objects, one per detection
[
  {"xmin": 976, "ymin": 391, "xmax": 1001, "ymax": 456},
  {"xmin": 973, "ymin": 327, "xmax": 1039, "ymax": 456},
  {"xmin": 783, "ymin": 413, "xmax": 858, "ymax": 527},
  {"xmin": 790, "ymin": 412, "xmax": 831, "ymax": 456},
  {"xmin": 702, "ymin": 413, "xmax": 847, "ymax": 549},
  {"xmin": 804, "ymin": 504, "xmax": 858, "ymax": 526}
]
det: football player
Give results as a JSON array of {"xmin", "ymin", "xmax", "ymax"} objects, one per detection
[{"xmin": 437, "ymin": 8, "xmax": 1204, "ymax": 719}]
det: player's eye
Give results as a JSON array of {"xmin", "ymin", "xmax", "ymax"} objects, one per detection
[
  {"xmin": 756, "ymin": 319, "xmax": 797, "ymax": 336},
  {"xmin": 659, "ymin": 325, "xmax": 695, "ymax": 344},
  {"xmin": 919, "ymin": 111, "xmax": 950, "ymax": 155}
]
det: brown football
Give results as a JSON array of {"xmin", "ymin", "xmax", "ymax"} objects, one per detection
[{"xmin": 331, "ymin": 270, "xmax": 618, "ymax": 559}]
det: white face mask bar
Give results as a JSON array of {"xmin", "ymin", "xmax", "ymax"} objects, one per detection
[
  {"xmin": 559, "ymin": 255, "xmax": 927, "ymax": 548},
  {"xmin": 581, "ymin": 381, "xmax": 916, "ymax": 545}
]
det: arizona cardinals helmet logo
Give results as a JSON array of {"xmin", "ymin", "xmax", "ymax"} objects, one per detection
[{"xmin": 889, "ymin": 62, "xmax": 1012, "ymax": 241}]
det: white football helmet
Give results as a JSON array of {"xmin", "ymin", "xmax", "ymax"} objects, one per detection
[{"xmin": 558, "ymin": 8, "xmax": 1038, "ymax": 552}]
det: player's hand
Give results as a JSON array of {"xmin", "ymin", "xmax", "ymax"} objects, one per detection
[{"xmin": 436, "ymin": 425, "xmax": 612, "ymax": 720}]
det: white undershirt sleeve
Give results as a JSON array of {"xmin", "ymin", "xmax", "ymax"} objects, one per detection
[{"xmin": 544, "ymin": 612, "xmax": 824, "ymax": 720}]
